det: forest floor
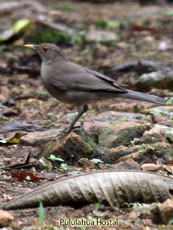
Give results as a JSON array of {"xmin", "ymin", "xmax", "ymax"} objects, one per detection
[{"xmin": 0, "ymin": 0, "xmax": 173, "ymax": 229}]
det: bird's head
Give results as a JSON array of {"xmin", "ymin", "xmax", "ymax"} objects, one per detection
[{"xmin": 24, "ymin": 43, "xmax": 66, "ymax": 64}]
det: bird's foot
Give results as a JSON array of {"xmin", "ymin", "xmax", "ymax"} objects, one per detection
[
  {"xmin": 55, "ymin": 128, "xmax": 71, "ymax": 140},
  {"xmin": 55, "ymin": 125, "xmax": 85, "ymax": 141}
]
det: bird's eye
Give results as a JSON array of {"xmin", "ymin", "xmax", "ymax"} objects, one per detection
[{"xmin": 42, "ymin": 46, "xmax": 48, "ymax": 53}]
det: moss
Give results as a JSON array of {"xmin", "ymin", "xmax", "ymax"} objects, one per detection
[
  {"xmin": 53, "ymin": 3, "xmax": 73, "ymax": 12},
  {"xmin": 24, "ymin": 26, "xmax": 84, "ymax": 45},
  {"xmin": 82, "ymin": 136, "xmax": 97, "ymax": 154},
  {"xmin": 98, "ymin": 127, "xmax": 111, "ymax": 145},
  {"xmin": 95, "ymin": 19, "xmax": 120, "ymax": 30},
  {"xmin": 113, "ymin": 126, "xmax": 146, "ymax": 147},
  {"xmin": 25, "ymin": 27, "xmax": 71, "ymax": 44}
]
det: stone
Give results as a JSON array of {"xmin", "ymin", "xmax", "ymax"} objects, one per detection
[
  {"xmin": 112, "ymin": 159, "xmax": 141, "ymax": 170},
  {"xmin": 129, "ymin": 204, "xmax": 158, "ymax": 221},
  {"xmin": 152, "ymin": 199, "xmax": 173, "ymax": 224},
  {"xmin": 136, "ymin": 124, "xmax": 173, "ymax": 146},
  {"xmin": 42, "ymin": 132, "xmax": 94, "ymax": 163},
  {"xmin": 0, "ymin": 210, "xmax": 14, "ymax": 227},
  {"xmin": 85, "ymin": 30, "xmax": 117, "ymax": 42},
  {"xmin": 21, "ymin": 128, "xmax": 62, "ymax": 146},
  {"xmin": 141, "ymin": 163, "xmax": 162, "ymax": 172},
  {"xmin": 84, "ymin": 111, "xmax": 150, "ymax": 148},
  {"xmin": 136, "ymin": 71, "xmax": 173, "ymax": 91}
]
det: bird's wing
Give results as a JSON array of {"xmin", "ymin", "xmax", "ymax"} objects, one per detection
[
  {"xmin": 50, "ymin": 62, "xmax": 127, "ymax": 93},
  {"xmin": 49, "ymin": 81, "xmax": 68, "ymax": 90},
  {"xmin": 83, "ymin": 67, "xmax": 127, "ymax": 90}
]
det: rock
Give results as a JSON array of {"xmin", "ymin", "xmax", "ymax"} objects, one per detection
[
  {"xmin": 143, "ymin": 106, "xmax": 173, "ymax": 126},
  {"xmin": 0, "ymin": 122, "xmax": 43, "ymax": 134},
  {"xmin": 136, "ymin": 70, "xmax": 173, "ymax": 91},
  {"xmin": 77, "ymin": 158, "xmax": 95, "ymax": 169},
  {"xmin": 3, "ymin": 145, "xmax": 39, "ymax": 160},
  {"xmin": 113, "ymin": 141, "xmax": 173, "ymax": 164},
  {"xmin": 0, "ymin": 210, "xmax": 14, "ymax": 227},
  {"xmin": 141, "ymin": 163, "xmax": 162, "ymax": 172},
  {"xmin": 42, "ymin": 132, "xmax": 94, "ymax": 163},
  {"xmin": 85, "ymin": 30, "xmax": 117, "ymax": 42},
  {"xmin": 85, "ymin": 111, "xmax": 149, "ymax": 124},
  {"xmin": 0, "ymin": 86, "xmax": 10, "ymax": 98},
  {"xmin": 109, "ymin": 102, "xmax": 155, "ymax": 114},
  {"xmin": 21, "ymin": 128, "xmax": 62, "ymax": 146},
  {"xmin": 84, "ymin": 111, "xmax": 150, "ymax": 148},
  {"xmin": 129, "ymin": 204, "xmax": 158, "ymax": 221},
  {"xmin": 107, "ymin": 145, "xmax": 149, "ymax": 163},
  {"xmin": 151, "ymin": 199, "xmax": 173, "ymax": 224},
  {"xmin": 112, "ymin": 159, "xmax": 141, "ymax": 170},
  {"xmin": 151, "ymin": 142, "xmax": 173, "ymax": 162},
  {"xmin": 137, "ymin": 124, "xmax": 173, "ymax": 145},
  {"xmin": 105, "ymin": 146, "xmax": 131, "ymax": 163},
  {"xmin": 108, "ymin": 122, "xmax": 149, "ymax": 147}
]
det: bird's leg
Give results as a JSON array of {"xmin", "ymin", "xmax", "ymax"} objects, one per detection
[
  {"xmin": 66, "ymin": 105, "xmax": 88, "ymax": 133},
  {"xmin": 56, "ymin": 105, "xmax": 88, "ymax": 139}
]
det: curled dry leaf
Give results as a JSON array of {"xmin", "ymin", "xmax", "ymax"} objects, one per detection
[
  {"xmin": 11, "ymin": 169, "xmax": 49, "ymax": 181},
  {"xmin": 0, "ymin": 122, "xmax": 43, "ymax": 134},
  {"xmin": 2, "ymin": 170, "xmax": 173, "ymax": 210},
  {"xmin": 1, "ymin": 152, "xmax": 30, "ymax": 169}
]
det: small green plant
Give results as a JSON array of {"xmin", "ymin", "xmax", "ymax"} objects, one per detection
[
  {"xmin": 124, "ymin": 202, "xmax": 142, "ymax": 210},
  {"xmin": 90, "ymin": 158, "xmax": 103, "ymax": 164},
  {"xmin": 166, "ymin": 10, "xmax": 173, "ymax": 16},
  {"xmin": 49, "ymin": 154, "xmax": 64, "ymax": 162},
  {"xmin": 166, "ymin": 97, "xmax": 173, "ymax": 105},
  {"xmin": 82, "ymin": 136, "xmax": 96, "ymax": 154},
  {"xmin": 60, "ymin": 163, "xmax": 68, "ymax": 171},
  {"xmin": 54, "ymin": 3, "xmax": 73, "ymax": 11},
  {"xmin": 39, "ymin": 201, "xmax": 44, "ymax": 228},
  {"xmin": 152, "ymin": 137, "xmax": 156, "ymax": 143},
  {"xmin": 0, "ymin": 103, "xmax": 9, "ymax": 109},
  {"xmin": 95, "ymin": 19, "xmax": 120, "ymax": 30},
  {"xmin": 151, "ymin": 108, "xmax": 173, "ymax": 116},
  {"xmin": 130, "ymin": 138, "xmax": 139, "ymax": 145},
  {"xmin": 168, "ymin": 218, "xmax": 173, "ymax": 225},
  {"xmin": 48, "ymin": 226, "xmax": 59, "ymax": 230},
  {"xmin": 95, "ymin": 201, "xmax": 100, "ymax": 212}
]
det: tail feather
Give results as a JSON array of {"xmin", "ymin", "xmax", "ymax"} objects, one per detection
[{"xmin": 121, "ymin": 90, "xmax": 165, "ymax": 105}]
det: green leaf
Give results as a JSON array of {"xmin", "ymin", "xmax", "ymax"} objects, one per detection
[
  {"xmin": 0, "ymin": 139, "xmax": 7, "ymax": 144},
  {"xmin": 90, "ymin": 158, "xmax": 103, "ymax": 164},
  {"xmin": 166, "ymin": 10, "xmax": 173, "ymax": 16},
  {"xmin": 95, "ymin": 202, "xmax": 100, "ymax": 212},
  {"xmin": 106, "ymin": 21, "xmax": 120, "ymax": 30},
  {"xmin": 0, "ymin": 103, "xmax": 9, "ymax": 109},
  {"xmin": 39, "ymin": 201, "xmax": 44, "ymax": 228},
  {"xmin": 166, "ymin": 97, "xmax": 173, "ymax": 105},
  {"xmin": 60, "ymin": 163, "xmax": 67, "ymax": 171},
  {"xmin": 0, "ymin": 19, "xmax": 31, "ymax": 43},
  {"xmin": 166, "ymin": 130, "xmax": 173, "ymax": 134},
  {"xmin": 151, "ymin": 108, "xmax": 173, "ymax": 116},
  {"xmin": 168, "ymin": 218, "xmax": 173, "ymax": 225},
  {"xmin": 12, "ymin": 19, "xmax": 31, "ymax": 33},
  {"xmin": 49, "ymin": 154, "xmax": 64, "ymax": 162}
]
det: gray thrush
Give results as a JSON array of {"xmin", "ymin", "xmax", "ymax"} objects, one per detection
[{"xmin": 24, "ymin": 43, "xmax": 165, "ymax": 133}]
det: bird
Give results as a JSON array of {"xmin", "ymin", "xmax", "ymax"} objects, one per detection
[{"xmin": 24, "ymin": 43, "xmax": 165, "ymax": 134}]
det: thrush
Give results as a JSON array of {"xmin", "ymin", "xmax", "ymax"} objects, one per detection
[{"xmin": 24, "ymin": 43, "xmax": 165, "ymax": 134}]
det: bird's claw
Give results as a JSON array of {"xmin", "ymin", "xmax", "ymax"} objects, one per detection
[
  {"xmin": 55, "ymin": 125, "xmax": 85, "ymax": 141},
  {"xmin": 55, "ymin": 128, "xmax": 70, "ymax": 140}
]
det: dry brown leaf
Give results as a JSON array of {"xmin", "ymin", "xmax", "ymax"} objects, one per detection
[{"xmin": 2, "ymin": 170, "xmax": 173, "ymax": 210}]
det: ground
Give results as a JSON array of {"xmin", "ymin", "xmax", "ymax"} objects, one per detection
[{"xmin": 0, "ymin": 0, "xmax": 173, "ymax": 229}]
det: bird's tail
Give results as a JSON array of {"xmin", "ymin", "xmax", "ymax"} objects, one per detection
[{"xmin": 120, "ymin": 89, "xmax": 165, "ymax": 105}]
